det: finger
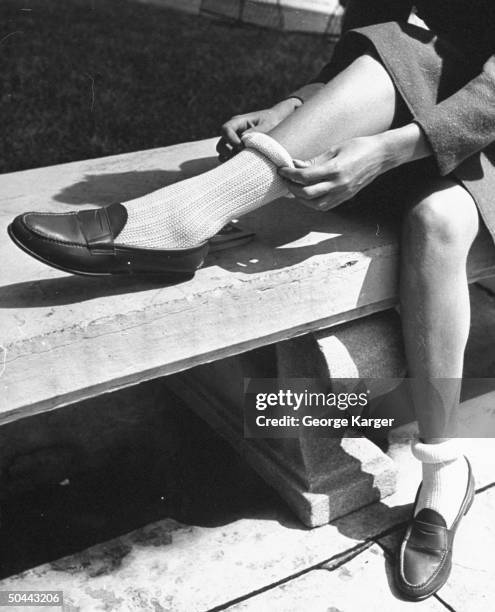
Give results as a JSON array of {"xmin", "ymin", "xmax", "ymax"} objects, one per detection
[
  {"xmin": 292, "ymin": 148, "xmax": 337, "ymax": 168},
  {"xmin": 284, "ymin": 147, "xmax": 338, "ymax": 177},
  {"xmin": 292, "ymin": 159, "xmax": 312, "ymax": 168},
  {"xmin": 244, "ymin": 116, "xmax": 266, "ymax": 135},
  {"xmin": 279, "ymin": 162, "xmax": 339, "ymax": 186},
  {"xmin": 248, "ymin": 122, "xmax": 273, "ymax": 135},
  {"xmin": 286, "ymin": 181, "xmax": 335, "ymax": 201},
  {"xmin": 297, "ymin": 194, "xmax": 341, "ymax": 212},
  {"xmin": 220, "ymin": 123, "xmax": 243, "ymax": 148},
  {"xmin": 279, "ymin": 151, "xmax": 339, "ymax": 184},
  {"xmin": 216, "ymin": 137, "xmax": 234, "ymax": 159},
  {"xmin": 313, "ymin": 192, "xmax": 348, "ymax": 211},
  {"xmin": 219, "ymin": 148, "xmax": 241, "ymax": 163},
  {"xmin": 312, "ymin": 196, "xmax": 338, "ymax": 211}
]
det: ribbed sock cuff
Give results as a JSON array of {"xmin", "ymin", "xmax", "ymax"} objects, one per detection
[
  {"xmin": 242, "ymin": 132, "xmax": 294, "ymax": 169},
  {"xmin": 411, "ymin": 439, "xmax": 462, "ymax": 464}
]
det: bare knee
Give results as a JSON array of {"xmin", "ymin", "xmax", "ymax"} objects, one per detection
[{"xmin": 404, "ymin": 183, "xmax": 479, "ymax": 255}]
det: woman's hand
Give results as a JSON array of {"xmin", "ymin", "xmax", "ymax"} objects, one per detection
[
  {"xmin": 278, "ymin": 135, "xmax": 394, "ymax": 211},
  {"xmin": 216, "ymin": 98, "xmax": 301, "ymax": 162},
  {"xmin": 279, "ymin": 124, "xmax": 432, "ymax": 211}
]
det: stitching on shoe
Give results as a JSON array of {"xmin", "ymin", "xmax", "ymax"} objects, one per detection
[
  {"xmin": 24, "ymin": 212, "xmax": 79, "ymax": 217},
  {"xmin": 28, "ymin": 235, "xmax": 87, "ymax": 248}
]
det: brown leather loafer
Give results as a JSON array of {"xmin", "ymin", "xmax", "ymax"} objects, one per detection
[
  {"xmin": 395, "ymin": 457, "xmax": 475, "ymax": 601},
  {"xmin": 8, "ymin": 203, "xmax": 209, "ymax": 278}
]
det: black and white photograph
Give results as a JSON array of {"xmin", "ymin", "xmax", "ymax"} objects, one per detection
[{"xmin": 1, "ymin": 0, "xmax": 494, "ymax": 610}]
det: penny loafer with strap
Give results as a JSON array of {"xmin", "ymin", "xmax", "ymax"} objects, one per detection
[
  {"xmin": 395, "ymin": 457, "xmax": 475, "ymax": 601},
  {"xmin": 8, "ymin": 203, "xmax": 209, "ymax": 278}
]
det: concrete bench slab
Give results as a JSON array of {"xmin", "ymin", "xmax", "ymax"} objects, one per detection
[{"xmin": 2, "ymin": 138, "xmax": 494, "ymax": 423}]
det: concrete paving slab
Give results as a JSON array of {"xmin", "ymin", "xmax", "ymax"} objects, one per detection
[
  {"xmin": 378, "ymin": 486, "xmax": 495, "ymax": 612},
  {"xmin": 0, "ymin": 513, "xmax": 382, "ymax": 612},
  {"xmin": 226, "ymin": 544, "xmax": 447, "ymax": 612},
  {"xmin": 2, "ymin": 424, "xmax": 490, "ymax": 612},
  {"xmin": 0, "ymin": 608, "xmax": 61, "ymax": 612},
  {"xmin": 1, "ymin": 395, "xmax": 493, "ymax": 611},
  {"xmin": 1, "ymin": 384, "xmax": 493, "ymax": 610}
]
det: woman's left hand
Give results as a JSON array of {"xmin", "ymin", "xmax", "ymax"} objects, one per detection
[{"xmin": 278, "ymin": 135, "xmax": 391, "ymax": 211}]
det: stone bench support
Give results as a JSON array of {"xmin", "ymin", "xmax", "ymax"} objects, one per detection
[{"xmin": 167, "ymin": 310, "xmax": 403, "ymax": 527}]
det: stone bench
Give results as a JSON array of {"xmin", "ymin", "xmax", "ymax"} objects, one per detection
[{"xmin": 1, "ymin": 137, "xmax": 494, "ymax": 526}]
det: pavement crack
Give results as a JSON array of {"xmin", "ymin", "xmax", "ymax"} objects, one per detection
[
  {"xmin": 318, "ymin": 540, "xmax": 374, "ymax": 572},
  {"xmin": 475, "ymin": 481, "xmax": 495, "ymax": 494},
  {"xmin": 206, "ymin": 539, "xmax": 376, "ymax": 612},
  {"xmin": 434, "ymin": 592, "xmax": 458, "ymax": 612}
]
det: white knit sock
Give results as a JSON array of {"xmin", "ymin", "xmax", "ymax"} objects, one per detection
[
  {"xmin": 115, "ymin": 132, "xmax": 294, "ymax": 249},
  {"xmin": 412, "ymin": 439, "xmax": 469, "ymax": 527}
]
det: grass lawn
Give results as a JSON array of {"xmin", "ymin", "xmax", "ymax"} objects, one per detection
[{"xmin": 0, "ymin": 0, "xmax": 335, "ymax": 173}]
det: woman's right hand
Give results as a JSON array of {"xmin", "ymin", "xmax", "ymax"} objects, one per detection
[{"xmin": 216, "ymin": 98, "xmax": 301, "ymax": 162}]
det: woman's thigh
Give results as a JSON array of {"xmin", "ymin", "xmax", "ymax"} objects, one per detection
[{"xmin": 269, "ymin": 52, "xmax": 404, "ymax": 160}]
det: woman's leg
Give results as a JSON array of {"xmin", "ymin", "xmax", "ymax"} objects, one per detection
[
  {"xmin": 116, "ymin": 53, "xmax": 402, "ymax": 250},
  {"xmin": 269, "ymin": 52, "xmax": 400, "ymax": 159},
  {"xmin": 400, "ymin": 177, "xmax": 479, "ymax": 526}
]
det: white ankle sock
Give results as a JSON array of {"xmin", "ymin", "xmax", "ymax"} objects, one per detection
[
  {"xmin": 412, "ymin": 439, "xmax": 469, "ymax": 527},
  {"xmin": 115, "ymin": 132, "xmax": 294, "ymax": 249}
]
